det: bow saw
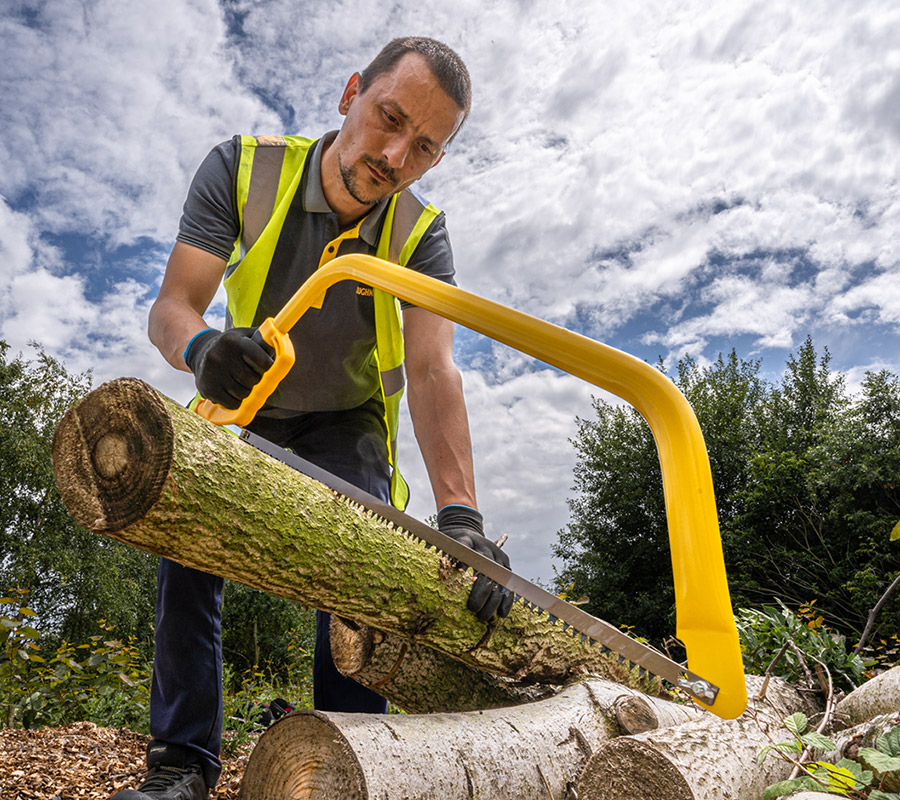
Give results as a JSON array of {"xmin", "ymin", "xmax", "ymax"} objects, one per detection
[{"xmin": 195, "ymin": 254, "xmax": 748, "ymax": 719}]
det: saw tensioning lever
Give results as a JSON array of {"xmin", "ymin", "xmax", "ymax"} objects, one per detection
[{"xmin": 195, "ymin": 254, "xmax": 749, "ymax": 719}]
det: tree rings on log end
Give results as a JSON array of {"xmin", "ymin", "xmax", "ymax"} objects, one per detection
[
  {"xmin": 51, "ymin": 377, "xmax": 174, "ymax": 532},
  {"xmin": 576, "ymin": 738, "xmax": 693, "ymax": 800},
  {"xmin": 613, "ymin": 694, "xmax": 660, "ymax": 734},
  {"xmin": 239, "ymin": 711, "xmax": 366, "ymax": 800}
]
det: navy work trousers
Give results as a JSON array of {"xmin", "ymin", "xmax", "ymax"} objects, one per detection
[{"xmin": 150, "ymin": 400, "xmax": 391, "ymax": 788}]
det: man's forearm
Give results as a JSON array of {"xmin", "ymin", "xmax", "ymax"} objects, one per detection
[
  {"xmin": 148, "ymin": 297, "xmax": 209, "ymax": 372},
  {"xmin": 407, "ymin": 363, "xmax": 477, "ymax": 511},
  {"xmin": 148, "ymin": 242, "xmax": 227, "ymax": 372}
]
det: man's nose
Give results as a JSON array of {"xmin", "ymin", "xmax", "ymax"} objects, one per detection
[{"xmin": 382, "ymin": 135, "xmax": 412, "ymax": 170}]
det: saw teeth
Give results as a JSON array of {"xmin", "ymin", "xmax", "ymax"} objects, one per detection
[
  {"xmin": 548, "ymin": 614, "xmax": 558, "ymax": 625},
  {"xmin": 580, "ymin": 634, "xmax": 587, "ymax": 643},
  {"xmin": 562, "ymin": 623, "xmax": 569, "ymax": 632}
]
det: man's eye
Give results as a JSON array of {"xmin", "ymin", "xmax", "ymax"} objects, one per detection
[{"xmin": 383, "ymin": 110, "xmax": 399, "ymax": 126}]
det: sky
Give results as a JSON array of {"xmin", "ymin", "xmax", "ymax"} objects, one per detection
[{"xmin": 2, "ymin": 0, "xmax": 899, "ymax": 586}]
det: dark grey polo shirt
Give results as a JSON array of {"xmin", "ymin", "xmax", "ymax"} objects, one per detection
[{"xmin": 177, "ymin": 134, "xmax": 456, "ymax": 415}]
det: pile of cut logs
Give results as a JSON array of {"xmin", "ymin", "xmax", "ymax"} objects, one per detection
[{"xmin": 52, "ymin": 379, "xmax": 900, "ymax": 799}]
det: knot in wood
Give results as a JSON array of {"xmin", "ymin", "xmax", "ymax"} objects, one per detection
[{"xmin": 93, "ymin": 433, "xmax": 130, "ymax": 479}]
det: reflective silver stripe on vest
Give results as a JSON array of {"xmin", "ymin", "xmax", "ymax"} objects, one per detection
[
  {"xmin": 389, "ymin": 189, "xmax": 427, "ymax": 263},
  {"xmin": 242, "ymin": 139, "xmax": 287, "ymax": 252},
  {"xmin": 380, "ymin": 364, "xmax": 406, "ymax": 396}
]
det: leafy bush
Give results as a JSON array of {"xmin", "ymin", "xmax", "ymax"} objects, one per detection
[
  {"xmin": 2, "ymin": 587, "xmax": 317, "ymax": 733},
  {"xmin": 736, "ymin": 599, "xmax": 866, "ymax": 692},
  {"xmin": 761, "ymin": 712, "xmax": 900, "ymax": 798}
]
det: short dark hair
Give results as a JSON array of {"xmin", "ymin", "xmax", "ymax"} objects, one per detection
[{"xmin": 360, "ymin": 37, "xmax": 471, "ymax": 141}]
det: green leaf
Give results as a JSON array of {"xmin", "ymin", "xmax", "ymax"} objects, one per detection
[
  {"xmin": 18, "ymin": 626, "xmax": 40, "ymax": 639},
  {"xmin": 811, "ymin": 761, "xmax": 862, "ymax": 793},
  {"xmin": 832, "ymin": 758, "xmax": 874, "ymax": 786},
  {"xmin": 784, "ymin": 712, "xmax": 809, "ymax": 736},
  {"xmin": 0, "ymin": 617, "xmax": 21, "ymax": 629},
  {"xmin": 870, "ymin": 792, "xmax": 900, "ymax": 800},
  {"xmin": 877, "ymin": 726, "xmax": 900, "ymax": 758},
  {"xmin": 859, "ymin": 747, "xmax": 900, "ymax": 774},
  {"xmin": 763, "ymin": 777, "xmax": 820, "ymax": 799},
  {"xmin": 801, "ymin": 731, "xmax": 836, "ymax": 751},
  {"xmin": 891, "ymin": 519, "xmax": 900, "ymax": 541},
  {"xmin": 19, "ymin": 607, "xmax": 37, "ymax": 617}
]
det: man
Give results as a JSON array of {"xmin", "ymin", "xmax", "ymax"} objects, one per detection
[{"xmin": 112, "ymin": 37, "xmax": 512, "ymax": 800}]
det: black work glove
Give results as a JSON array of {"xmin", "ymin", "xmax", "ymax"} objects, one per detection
[
  {"xmin": 437, "ymin": 505, "xmax": 514, "ymax": 623},
  {"xmin": 184, "ymin": 327, "xmax": 274, "ymax": 409}
]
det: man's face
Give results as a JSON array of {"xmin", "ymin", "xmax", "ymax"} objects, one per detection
[{"xmin": 334, "ymin": 53, "xmax": 464, "ymax": 207}]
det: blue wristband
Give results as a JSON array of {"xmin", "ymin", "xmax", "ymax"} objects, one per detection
[
  {"xmin": 438, "ymin": 504, "xmax": 480, "ymax": 516},
  {"xmin": 182, "ymin": 328, "xmax": 217, "ymax": 364}
]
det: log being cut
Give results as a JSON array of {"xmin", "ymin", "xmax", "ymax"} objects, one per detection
[{"xmin": 51, "ymin": 377, "xmax": 661, "ymax": 702}]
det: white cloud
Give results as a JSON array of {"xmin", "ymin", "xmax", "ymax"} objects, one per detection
[
  {"xmin": 3, "ymin": 0, "xmax": 900, "ymax": 584},
  {"xmin": 1, "ymin": 0, "xmax": 280, "ymax": 247},
  {"xmin": 830, "ymin": 269, "xmax": 900, "ymax": 327},
  {"xmin": 401, "ymin": 365, "xmax": 598, "ymax": 582}
]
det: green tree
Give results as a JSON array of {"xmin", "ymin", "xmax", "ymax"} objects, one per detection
[
  {"xmin": 0, "ymin": 341, "xmax": 157, "ymax": 651},
  {"xmin": 554, "ymin": 338, "xmax": 900, "ymax": 645},
  {"xmin": 0, "ymin": 341, "xmax": 321, "ymax": 690},
  {"xmin": 221, "ymin": 582, "xmax": 316, "ymax": 684}
]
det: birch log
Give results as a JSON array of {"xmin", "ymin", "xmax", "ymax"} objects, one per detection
[
  {"xmin": 51, "ymin": 378, "xmax": 658, "ymax": 699},
  {"xmin": 329, "ymin": 617, "xmax": 557, "ymax": 712},
  {"xmin": 788, "ymin": 795, "xmax": 847, "ymax": 799},
  {"xmin": 238, "ymin": 676, "xmax": 701, "ymax": 800},
  {"xmin": 821, "ymin": 712, "xmax": 900, "ymax": 793},
  {"xmin": 834, "ymin": 666, "xmax": 900, "ymax": 728},
  {"xmin": 575, "ymin": 676, "xmax": 822, "ymax": 800}
]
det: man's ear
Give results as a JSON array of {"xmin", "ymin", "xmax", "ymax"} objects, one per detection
[
  {"xmin": 432, "ymin": 150, "xmax": 446, "ymax": 168},
  {"xmin": 338, "ymin": 72, "xmax": 362, "ymax": 116}
]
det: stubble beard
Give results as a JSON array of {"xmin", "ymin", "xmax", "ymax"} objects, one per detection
[{"xmin": 338, "ymin": 152, "xmax": 398, "ymax": 207}]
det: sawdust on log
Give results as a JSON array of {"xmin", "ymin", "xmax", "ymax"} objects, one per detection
[{"xmin": 0, "ymin": 722, "xmax": 257, "ymax": 799}]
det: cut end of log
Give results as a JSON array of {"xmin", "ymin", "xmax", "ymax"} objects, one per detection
[
  {"xmin": 577, "ymin": 738, "xmax": 693, "ymax": 800},
  {"xmin": 613, "ymin": 694, "xmax": 660, "ymax": 735},
  {"xmin": 239, "ymin": 712, "xmax": 366, "ymax": 800},
  {"xmin": 330, "ymin": 615, "xmax": 376, "ymax": 677},
  {"xmin": 51, "ymin": 377, "xmax": 174, "ymax": 532}
]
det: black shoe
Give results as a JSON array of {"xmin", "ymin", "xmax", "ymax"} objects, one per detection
[{"xmin": 110, "ymin": 741, "xmax": 209, "ymax": 800}]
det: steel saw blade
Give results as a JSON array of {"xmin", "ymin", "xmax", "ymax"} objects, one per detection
[{"xmin": 239, "ymin": 429, "xmax": 719, "ymax": 706}]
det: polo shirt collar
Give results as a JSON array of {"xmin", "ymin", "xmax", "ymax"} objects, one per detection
[{"xmin": 304, "ymin": 131, "xmax": 392, "ymax": 247}]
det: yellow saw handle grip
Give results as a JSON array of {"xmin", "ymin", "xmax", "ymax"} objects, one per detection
[{"xmin": 193, "ymin": 317, "xmax": 296, "ymax": 427}]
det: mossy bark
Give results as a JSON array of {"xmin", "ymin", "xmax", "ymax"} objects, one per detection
[
  {"xmin": 52, "ymin": 378, "xmax": 658, "ymax": 695},
  {"xmin": 238, "ymin": 676, "xmax": 700, "ymax": 800},
  {"xmin": 329, "ymin": 617, "xmax": 558, "ymax": 713}
]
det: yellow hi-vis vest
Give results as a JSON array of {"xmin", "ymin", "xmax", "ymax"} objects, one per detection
[{"xmin": 222, "ymin": 134, "xmax": 441, "ymax": 510}]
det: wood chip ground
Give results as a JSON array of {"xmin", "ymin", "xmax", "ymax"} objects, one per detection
[{"xmin": 0, "ymin": 722, "xmax": 257, "ymax": 799}]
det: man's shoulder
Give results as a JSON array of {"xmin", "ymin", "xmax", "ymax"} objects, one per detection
[{"xmin": 238, "ymin": 134, "xmax": 318, "ymax": 150}]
